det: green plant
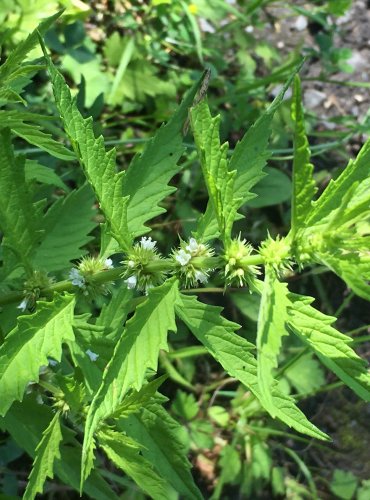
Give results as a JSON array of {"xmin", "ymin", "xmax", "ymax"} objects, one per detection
[{"xmin": 0, "ymin": 14, "xmax": 369, "ymax": 499}]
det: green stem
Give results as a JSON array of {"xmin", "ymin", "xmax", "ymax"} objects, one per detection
[{"xmin": 0, "ymin": 254, "xmax": 265, "ymax": 307}]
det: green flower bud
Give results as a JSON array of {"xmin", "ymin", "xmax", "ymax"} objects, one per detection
[
  {"xmin": 224, "ymin": 236, "xmax": 260, "ymax": 289},
  {"xmin": 259, "ymin": 234, "xmax": 293, "ymax": 275}
]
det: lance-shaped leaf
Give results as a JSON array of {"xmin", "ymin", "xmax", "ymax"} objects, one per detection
[
  {"xmin": 230, "ymin": 65, "xmax": 300, "ymax": 206},
  {"xmin": 0, "ymin": 294, "xmax": 75, "ymax": 416},
  {"xmin": 98, "ymin": 428, "xmax": 174, "ymax": 499},
  {"xmin": 175, "ymin": 293, "xmax": 328, "ymax": 440},
  {"xmin": 32, "ymin": 184, "xmax": 97, "ymax": 272},
  {"xmin": 0, "ymin": 129, "xmax": 42, "ymax": 270},
  {"xmin": 110, "ymin": 375, "xmax": 167, "ymax": 420},
  {"xmin": 11, "ymin": 122, "xmax": 75, "ymax": 161},
  {"xmin": 0, "ymin": 110, "xmax": 74, "ymax": 160},
  {"xmin": 257, "ymin": 267, "xmax": 290, "ymax": 416},
  {"xmin": 81, "ymin": 278, "xmax": 179, "ymax": 488},
  {"xmin": 319, "ymin": 252, "xmax": 370, "ymax": 302},
  {"xmin": 195, "ymin": 65, "xmax": 300, "ymax": 242},
  {"xmin": 25, "ymin": 160, "xmax": 69, "ymax": 190},
  {"xmin": 23, "ymin": 411, "xmax": 63, "ymax": 500},
  {"xmin": 290, "ymin": 75, "xmax": 316, "ymax": 234},
  {"xmin": 287, "ymin": 292, "xmax": 370, "ymax": 401},
  {"xmin": 69, "ymin": 288, "xmax": 134, "ymax": 394},
  {"xmin": 120, "ymin": 403, "xmax": 203, "ymax": 500},
  {"xmin": 41, "ymin": 41, "xmax": 131, "ymax": 252},
  {"xmin": 0, "ymin": 399, "xmax": 119, "ymax": 500},
  {"xmin": 122, "ymin": 73, "xmax": 204, "ymax": 237},
  {"xmin": 0, "ymin": 12, "xmax": 62, "ymax": 105},
  {"xmin": 340, "ymin": 177, "xmax": 370, "ymax": 229},
  {"xmin": 306, "ymin": 136, "xmax": 370, "ymax": 227},
  {"xmin": 190, "ymin": 99, "xmax": 240, "ymax": 244}
]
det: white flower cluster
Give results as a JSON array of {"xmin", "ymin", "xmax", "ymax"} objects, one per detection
[
  {"xmin": 68, "ymin": 258, "xmax": 114, "ymax": 296},
  {"xmin": 139, "ymin": 236, "xmax": 156, "ymax": 251},
  {"xmin": 174, "ymin": 238, "xmax": 206, "ymax": 266},
  {"xmin": 173, "ymin": 237, "xmax": 211, "ymax": 286},
  {"xmin": 69, "ymin": 268, "xmax": 86, "ymax": 288},
  {"xmin": 124, "ymin": 237, "xmax": 160, "ymax": 293},
  {"xmin": 125, "ymin": 275, "xmax": 137, "ymax": 289},
  {"xmin": 104, "ymin": 258, "xmax": 114, "ymax": 269}
]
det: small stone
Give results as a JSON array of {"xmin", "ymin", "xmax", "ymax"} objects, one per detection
[
  {"xmin": 294, "ymin": 15, "xmax": 308, "ymax": 31},
  {"xmin": 304, "ymin": 89, "xmax": 326, "ymax": 108}
]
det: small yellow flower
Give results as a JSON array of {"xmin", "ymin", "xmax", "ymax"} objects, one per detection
[{"xmin": 189, "ymin": 3, "xmax": 198, "ymax": 15}]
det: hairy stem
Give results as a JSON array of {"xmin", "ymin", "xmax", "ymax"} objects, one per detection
[{"xmin": 0, "ymin": 254, "xmax": 266, "ymax": 307}]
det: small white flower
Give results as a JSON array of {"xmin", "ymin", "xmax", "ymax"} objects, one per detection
[
  {"xmin": 17, "ymin": 298, "xmax": 28, "ymax": 312},
  {"xmin": 86, "ymin": 349, "xmax": 99, "ymax": 362},
  {"xmin": 69, "ymin": 268, "xmax": 85, "ymax": 288},
  {"xmin": 125, "ymin": 275, "xmax": 137, "ymax": 289},
  {"xmin": 104, "ymin": 258, "xmax": 113, "ymax": 269},
  {"xmin": 186, "ymin": 237, "xmax": 205, "ymax": 255},
  {"xmin": 194, "ymin": 270, "xmax": 208, "ymax": 284},
  {"xmin": 186, "ymin": 237, "xmax": 199, "ymax": 253},
  {"xmin": 140, "ymin": 236, "xmax": 157, "ymax": 250},
  {"xmin": 36, "ymin": 394, "xmax": 44, "ymax": 405},
  {"xmin": 128, "ymin": 260, "xmax": 135, "ymax": 268},
  {"xmin": 175, "ymin": 249, "xmax": 192, "ymax": 266},
  {"xmin": 48, "ymin": 358, "xmax": 58, "ymax": 367}
]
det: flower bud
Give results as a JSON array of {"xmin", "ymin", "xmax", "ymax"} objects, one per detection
[{"xmin": 224, "ymin": 236, "xmax": 260, "ymax": 289}]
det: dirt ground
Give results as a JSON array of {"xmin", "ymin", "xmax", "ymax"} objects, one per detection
[{"xmin": 264, "ymin": 0, "xmax": 370, "ymax": 123}]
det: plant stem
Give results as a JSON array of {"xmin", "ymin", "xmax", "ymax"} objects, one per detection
[{"xmin": 0, "ymin": 254, "xmax": 265, "ymax": 307}]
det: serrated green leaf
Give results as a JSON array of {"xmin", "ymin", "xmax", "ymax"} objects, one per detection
[
  {"xmin": 41, "ymin": 41, "xmax": 132, "ymax": 252},
  {"xmin": 10, "ymin": 122, "xmax": 75, "ymax": 161},
  {"xmin": 0, "ymin": 129, "xmax": 42, "ymax": 271},
  {"xmin": 32, "ymin": 184, "xmax": 97, "ymax": 272},
  {"xmin": 111, "ymin": 375, "xmax": 167, "ymax": 420},
  {"xmin": 306, "ymin": 137, "xmax": 370, "ymax": 227},
  {"xmin": 195, "ymin": 67, "xmax": 299, "ymax": 242},
  {"xmin": 122, "ymin": 73, "xmax": 203, "ymax": 237},
  {"xmin": 0, "ymin": 399, "xmax": 119, "ymax": 500},
  {"xmin": 291, "ymin": 75, "xmax": 316, "ymax": 234},
  {"xmin": 98, "ymin": 428, "xmax": 174, "ymax": 499},
  {"xmin": 246, "ymin": 166, "xmax": 292, "ymax": 208},
  {"xmin": 175, "ymin": 293, "xmax": 329, "ymax": 440},
  {"xmin": 230, "ymin": 66, "xmax": 300, "ymax": 205},
  {"xmin": 257, "ymin": 268, "xmax": 290, "ymax": 416},
  {"xmin": 23, "ymin": 411, "xmax": 62, "ymax": 500},
  {"xmin": 70, "ymin": 288, "xmax": 133, "ymax": 394},
  {"xmin": 96, "ymin": 285, "xmax": 133, "ymax": 334},
  {"xmin": 0, "ymin": 12, "xmax": 62, "ymax": 103},
  {"xmin": 195, "ymin": 200, "xmax": 220, "ymax": 241},
  {"xmin": 120, "ymin": 403, "xmax": 203, "ymax": 500},
  {"xmin": 328, "ymin": 177, "xmax": 370, "ymax": 232},
  {"xmin": 69, "ymin": 326, "xmax": 112, "ymax": 394},
  {"xmin": 0, "ymin": 294, "xmax": 75, "ymax": 416},
  {"xmin": 319, "ymin": 252, "xmax": 370, "ymax": 302},
  {"xmin": 81, "ymin": 278, "xmax": 179, "ymax": 488},
  {"xmin": 287, "ymin": 293, "xmax": 370, "ymax": 401},
  {"xmin": 190, "ymin": 99, "xmax": 240, "ymax": 244},
  {"xmin": 285, "ymin": 354, "xmax": 325, "ymax": 394},
  {"xmin": 0, "ymin": 110, "xmax": 74, "ymax": 160},
  {"xmin": 25, "ymin": 160, "xmax": 68, "ymax": 190},
  {"xmin": 0, "ymin": 86, "xmax": 26, "ymax": 106}
]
